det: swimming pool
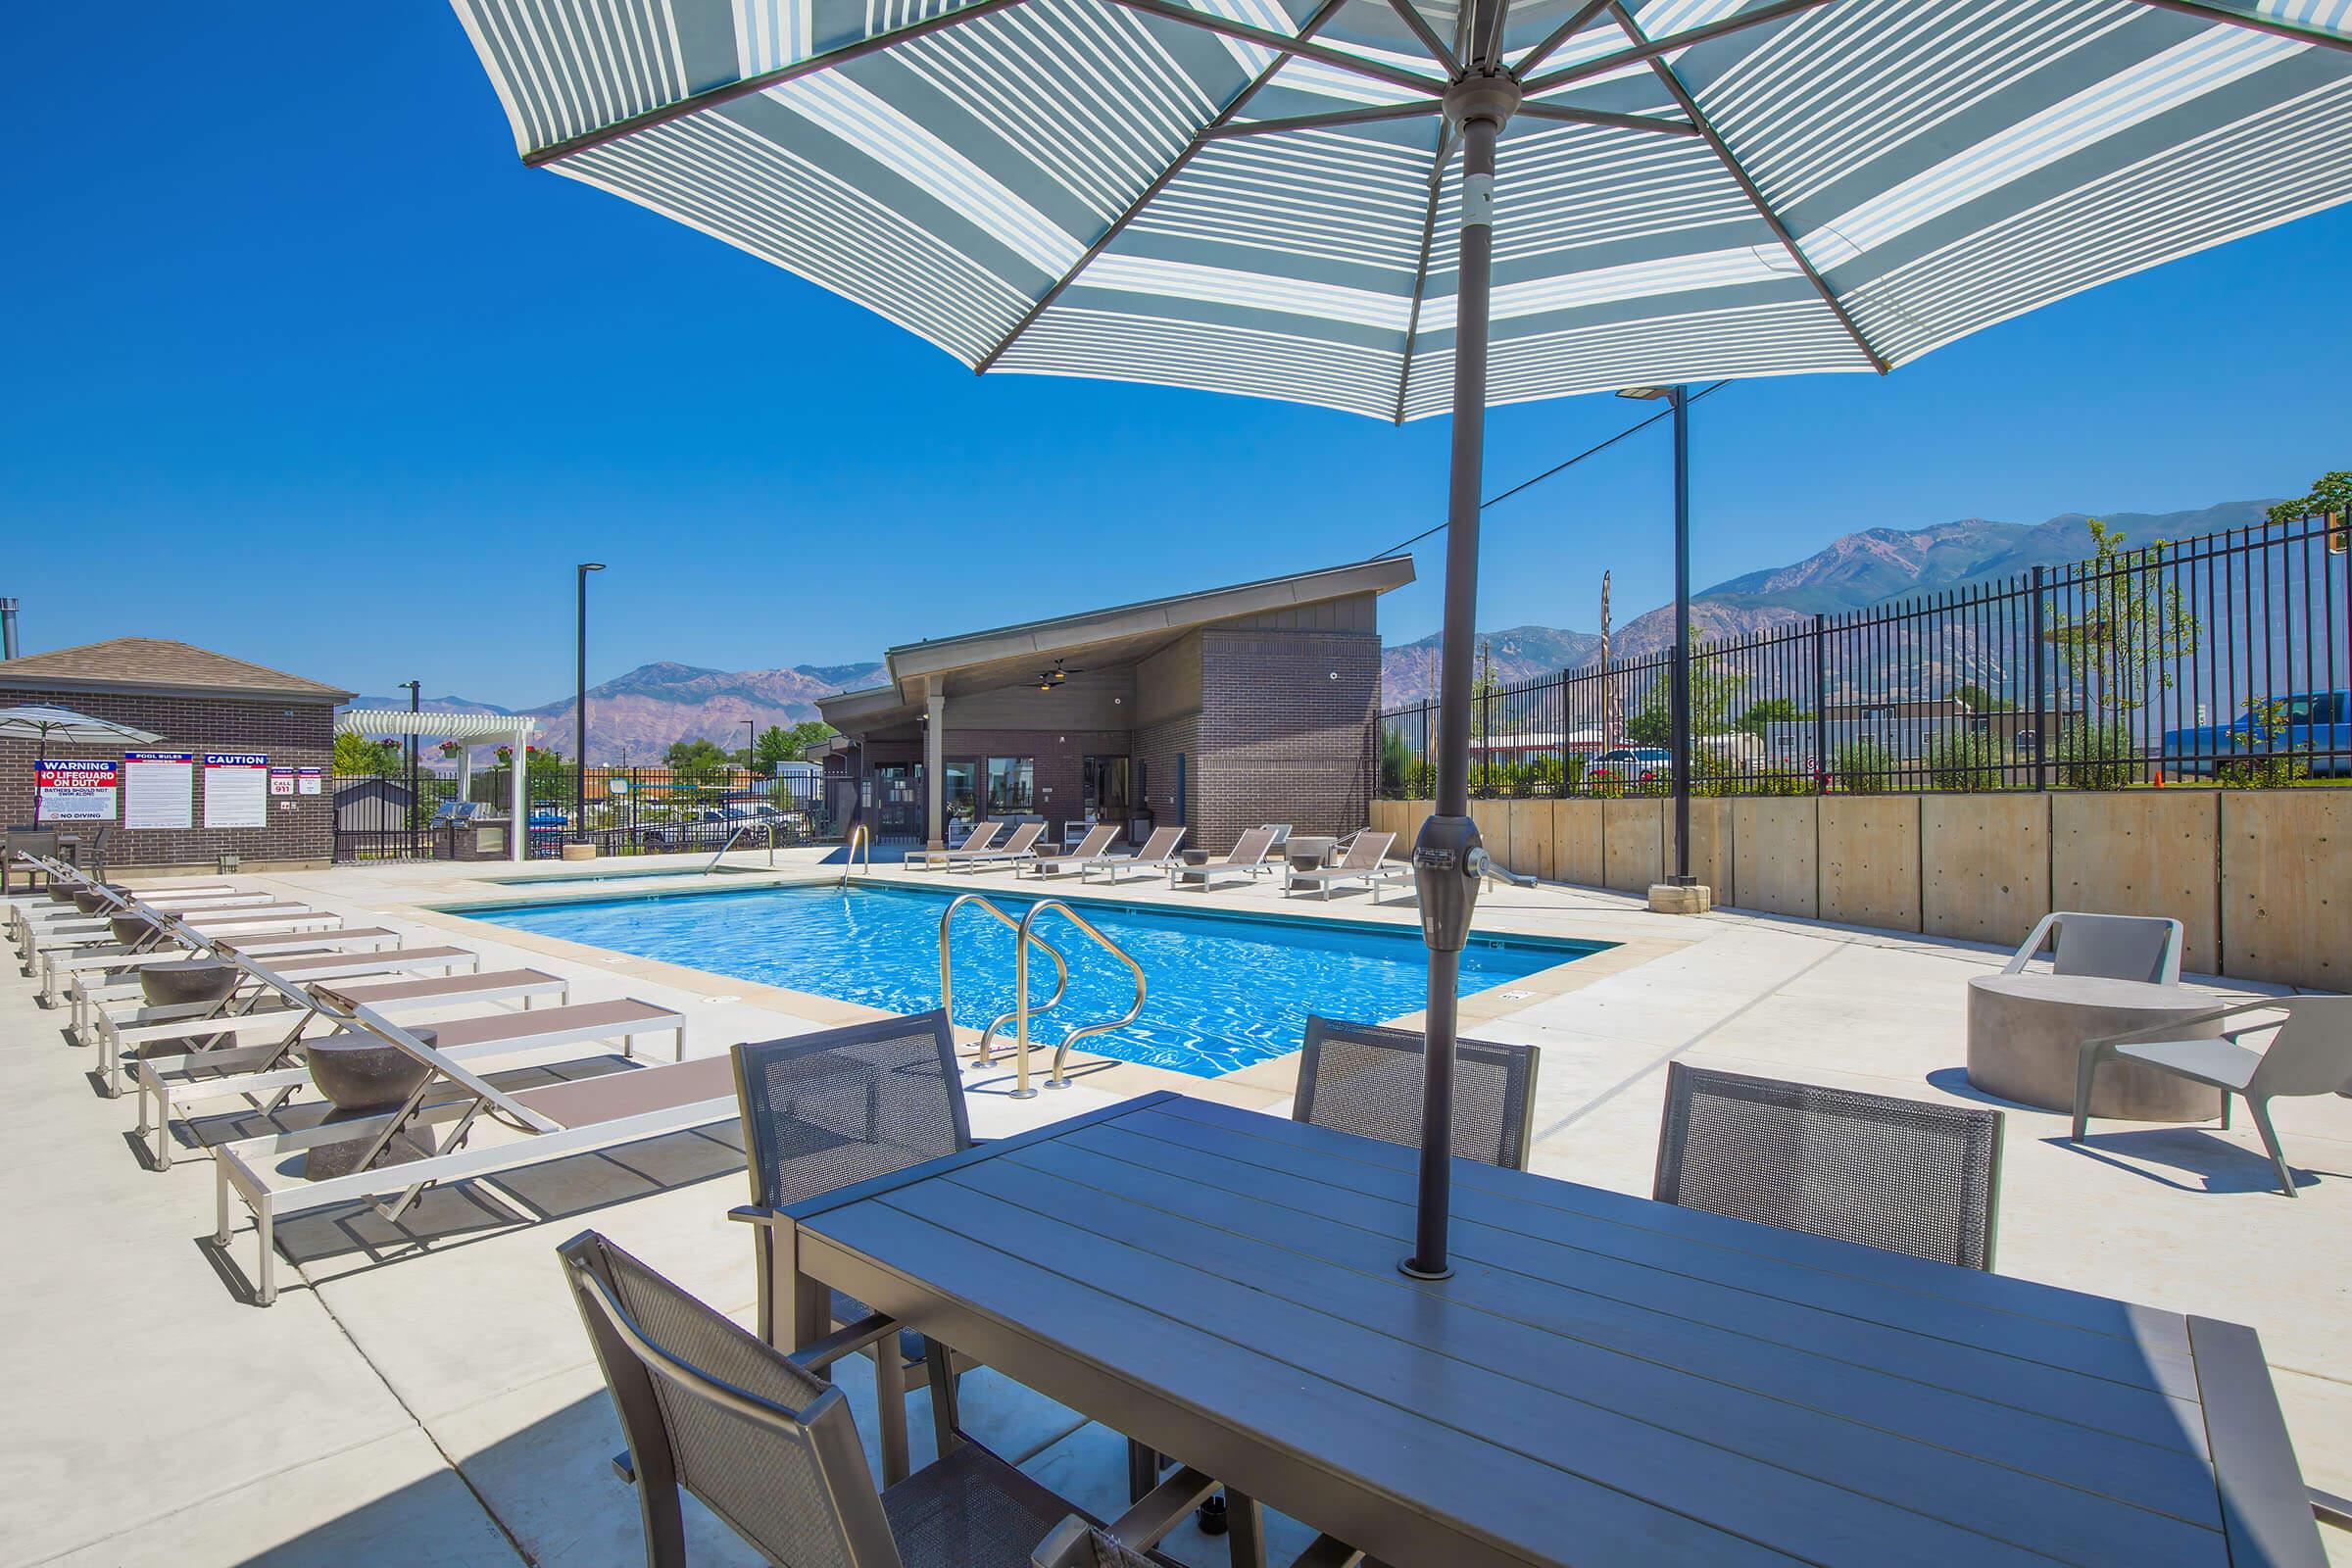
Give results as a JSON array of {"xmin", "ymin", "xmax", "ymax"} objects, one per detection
[{"xmin": 466, "ymin": 883, "xmax": 1594, "ymax": 1077}]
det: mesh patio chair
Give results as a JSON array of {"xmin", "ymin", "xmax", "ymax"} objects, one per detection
[
  {"xmin": 561, "ymin": 1230, "xmax": 1218, "ymax": 1568},
  {"xmin": 2073, "ymin": 997, "xmax": 2352, "ymax": 1197},
  {"xmin": 2004, "ymin": 910, "xmax": 2183, "ymax": 986},
  {"xmin": 1653, "ymin": 1063, "xmax": 2004, "ymax": 1271},
  {"xmin": 1296, "ymin": 1016, "xmax": 1540, "ymax": 1170},
  {"xmin": 4, "ymin": 828, "xmax": 60, "ymax": 896},
  {"xmin": 730, "ymin": 1010, "xmax": 978, "ymax": 1486}
]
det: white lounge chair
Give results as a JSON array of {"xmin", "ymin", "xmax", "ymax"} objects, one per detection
[
  {"xmin": 902, "ymin": 820, "xmax": 1003, "ymax": 870},
  {"xmin": 38, "ymin": 905, "xmax": 343, "ymax": 1003},
  {"xmin": 1284, "ymin": 831, "xmax": 1399, "ymax": 900},
  {"xmin": 212, "ymin": 982, "xmax": 731, "ymax": 1304},
  {"xmin": 71, "ymin": 926, "xmax": 403, "ymax": 1044},
  {"xmin": 1018, "ymin": 823, "xmax": 1121, "ymax": 878},
  {"xmin": 941, "ymin": 820, "xmax": 1046, "ymax": 871},
  {"xmin": 1081, "ymin": 825, "xmax": 1187, "ymax": 884},
  {"xmin": 1170, "ymin": 827, "xmax": 1278, "ymax": 891}
]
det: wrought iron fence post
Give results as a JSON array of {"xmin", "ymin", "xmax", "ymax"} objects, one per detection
[
  {"xmin": 1810, "ymin": 613, "xmax": 1829, "ymax": 792},
  {"xmin": 2028, "ymin": 564, "xmax": 2047, "ymax": 792}
]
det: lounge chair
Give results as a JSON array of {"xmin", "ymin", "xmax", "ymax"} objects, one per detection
[
  {"xmin": 140, "ymin": 992, "xmax": 682, "ymax": 1171},
  {"xmin": 2073, "ymin": 997, "xmax": 2352, "ymax": 1197},
  {"xmin": 558, "ymin": 1229, "xmax": 1225, "ymax": 1568},
  {"xmin": 2005, "ymin": 910, "xmax": 2184, "ymax": 985},
  {"xmin": 72, "ymin": 925, "xmax": 406, "ymax": 1044},
  {"xmin": 212, "ymin": 973, "xmax": 737, "ymax": 1304},
  {"xmin": 1018, "ymin": 822, "xmax": 1121, "ymax": 878},
  {"xmin": 1082, "ymin": 825, "xmax": 1186, "ymax": 884},
  {"xmin": 1654, "ymin": 1062, "xmax": 2004, "ymax": 1270},
  {"xmin": 37, "ymin": 904, "xmax": 343, "ymax": 1003},
  {"xmin": 1284, "ymin": 830, "xmax": 1400, "ymax": 900},
  {"xmin": 902, "ymin": 818, "xmax": 1002, "ymax": 870},
  {"xmin": 1169, "ymin": 826, "xmax": 1277, "ymax": 890},
  {"xmin": 942, "ymin": 819, "xmax": 1045, "ymax": 871}
]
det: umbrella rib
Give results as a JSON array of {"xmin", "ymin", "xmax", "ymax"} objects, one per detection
[
  {"xmin": 521, "ymin": 0, "xmax": 1030, "ymax": 166},
  {"xmin": 1384, "ymin": 0, "xmax": 1465, "ymax": 75},
  {"xmin": 972, "ymin": 0, "xmax": 1355, "ymax": 373},
  {"xmin": 1515, "ymin": 103, "xmax": 1699, "ymax": 136},
  {"xmin": 1092, "ymin": 0, "xmax": 1446, "ymax": 93},
  {"xmin": 1604, "ymin": 0, "xmax": 1887, "ymax": 374},
  {"xmin": 1392, "ymin": 122, "xmax": 1457, "ymax": 425},
  {"xmin": 2123, "ymin": 0, "xmax": 2352, "ymax": 52},
  {"xmin": 1199, "ymin": 101, "xmax": 1446, "ymax": 139},
  {"xmin": 1519, "ymin": 0, "xmax": 1837, "ymax": 97},
  {"xmin": 1510, "ymin": 0, "xmax": 1613, "ymax": 79}
]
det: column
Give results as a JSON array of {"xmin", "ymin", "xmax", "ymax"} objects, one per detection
[
  {"xmin": 924, "ymin": 685, "xmax": 947, "ymax": 851},
  {"xmin": 510, "ymin": 725, "xmax": 528, "ymax": 863}
]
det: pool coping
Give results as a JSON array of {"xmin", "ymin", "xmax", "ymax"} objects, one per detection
[{"xmin": 407, "ymin": 868, "xmax": 1679, "ymax": 1102}]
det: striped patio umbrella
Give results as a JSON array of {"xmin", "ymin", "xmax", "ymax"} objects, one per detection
[{"xmin": 451, "ymin": 0, "xmax": 2352, "ymax": 1273}]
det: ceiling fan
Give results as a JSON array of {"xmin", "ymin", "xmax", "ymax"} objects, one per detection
[{"xmin": 1032, "ymin": 658, "xmax": 1086, "ymax": 692}]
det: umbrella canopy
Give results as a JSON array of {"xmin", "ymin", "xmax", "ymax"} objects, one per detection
[
  {"xmin": 0, "ymin": 705, "xmax": 162, "ymax": 747},
  {"xmin": 450, "ymin": 0, "xmax": 2352, "ymax": 1274}
]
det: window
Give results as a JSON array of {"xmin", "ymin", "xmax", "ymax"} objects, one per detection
[
  {"xmin": 1082, "ymin": 756, "xmax": 1129, "ymax": 819},
  {"xmin": 943, "ymin": 760, "xmax": 978, "ymax": 821},
  {"xmin": 986, "ymin": 756, "xmax": 1035, "ymax": 814}
]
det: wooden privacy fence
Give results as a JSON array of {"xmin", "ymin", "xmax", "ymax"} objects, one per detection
[{"xmin": 1370, "ymin": 789, "xmax": 2346, "ymax": 990}]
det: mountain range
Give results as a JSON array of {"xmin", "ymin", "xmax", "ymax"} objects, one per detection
[{"xmin": 346, "ymin": 498, "xmax": 2278, "ymax": 757}]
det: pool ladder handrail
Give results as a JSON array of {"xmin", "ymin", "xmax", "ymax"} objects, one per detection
[
  {"xmin": 940, "ymin": 894, "xmax": 1070, "ymax": 1088},
  {"xmin": 1015, "ymin": 899, "xmax": 1146, "ymax": 1097},
  {"xmin": 840, "ymin": 824, "xmax": 872, "ymax": 886},
  {"xmin": 705, "ymin": 820, "xmax": 775, "ymax": 874}
]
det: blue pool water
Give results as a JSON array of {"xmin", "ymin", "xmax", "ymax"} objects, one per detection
[{"xmin": 466, "ymin": 883, "xmax": 1593, "ymax": 1076}]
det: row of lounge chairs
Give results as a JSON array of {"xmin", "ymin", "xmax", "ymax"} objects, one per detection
[
  {"xmin": 904, "ymin": 818, "xmax": 1418, "ymax": 900},
  {"xmin": 9, "ymin": 857, "xmax": 695, "ymax": 1305}
]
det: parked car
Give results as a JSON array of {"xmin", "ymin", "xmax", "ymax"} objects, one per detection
[
  {"xmin": 1586, "ymin": 747, "xmax": 1673, "ymax": 782},
  {"xmin": 2160, "ymin": 690, "xmax": 2350, "ymax": 777}
]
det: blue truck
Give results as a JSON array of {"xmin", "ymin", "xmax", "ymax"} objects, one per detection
[{"xmin": 2160, "ymin": 690, "xmax": 2351, "ymax": 777}]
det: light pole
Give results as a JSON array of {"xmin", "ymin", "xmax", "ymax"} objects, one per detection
[
  {"xmin": 743, "ymin": 718, "xmax": 759, "ymax": 783},
  {"xmin": 398, "ymin": 680, "xmax": 421, "ymax": 852},
  {"xmin": 1617, "ymin": 385, "xmax": 1696, "ymax": 888},
  {"xmin": 575, "ymin": 564, "xmax": 605, "ymax": 839}
]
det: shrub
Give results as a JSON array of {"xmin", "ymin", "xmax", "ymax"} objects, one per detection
[
  {"xmin": 2219, "ymin": 700, "xmax": 2313, "ymax": 789},
  {"xmin": 1830, "ymin": 739, "xmax": 1894, "ymax": 794},
  {"xmin": 2055, "ymin": 720, "xmax": 2139, "ymax": 790},
  {"xmin": 1926, "ymin": 728, "xmax": 2009, "ymax": 792}
]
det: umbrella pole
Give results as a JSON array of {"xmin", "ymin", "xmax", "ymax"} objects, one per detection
[{"xmin": 1404, "ymin": 86, "xmax": 1512, "ymax": 1282}]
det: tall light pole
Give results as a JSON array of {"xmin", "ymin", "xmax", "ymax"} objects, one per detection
[
  {"xmin": 575, "ymin": 564, "xmax": 606, "ymax": 838},
  {"xmin": 743, "ymin": 717, "xmax": 759, "ymax": 782},
  {"xmin": 398, "ymin": 680, "xmax": 421, "ymax": 852},
  {"xmin": 1618, "ymin": 385, "xmax": 1696, "ymax": 888}
]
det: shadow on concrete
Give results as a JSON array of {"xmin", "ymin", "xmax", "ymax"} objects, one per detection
[{"xmin": 2046, "ymin": 1128, "xmax": 2328, "ymax": 1195}]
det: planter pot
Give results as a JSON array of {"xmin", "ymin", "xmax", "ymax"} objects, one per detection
[
  {"xmin": 139, "ymin": 959, "xmax": 238, "ymax": 1008},
  {"xmin": 72, "ymin": 888, "xmax": 120, "ymax": 914},
  {"xmin": 561, "ymin": 843, "xmax": 596, "ymax": 861},
  {"xmin": 302, "ymin": 1108, "xmax": 436, "ymax": 1181},
  {"xmin": 111, "ymin": 912, "xmax": 159, "ymax": 945},
  {"xmin": 303, "ymin": 1027, "xmax": 439, "ymax": 1181}
]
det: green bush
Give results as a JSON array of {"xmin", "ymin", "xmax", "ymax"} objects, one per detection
[
  {"xmin": 2055, "ymin": 720, "xmax": 2139, "ymax": 790},
  {"xmin": 1754, "ymin": 767, "xmax": 1818, "ymax": 797},
  {"xmin": 1926, "ymin": 728, "xmax": 2009, "ymax": 792},
  {"xmin": 1830, "ymin": 739, "xmax": 1894, "ymax": 794},
  {"xmin": 2219, "ymin": 701, "xmax": 2313, "ymax": 789}
]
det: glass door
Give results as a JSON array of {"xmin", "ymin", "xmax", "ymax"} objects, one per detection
[
  {"xmin": 872, "ymin": 762, "xmax": 922, "ymax": 841},
  {"xmin": 942, "ymin": 760, "xmax": 978, "ymax": 844}
]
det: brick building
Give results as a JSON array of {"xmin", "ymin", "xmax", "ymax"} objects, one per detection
[
  {"xmin": 817, "ymin": 561, "xmax": 1410, "ymax": 853},
  {"xmin": 0, "ymin": 639, "xmax": 352, "ymax": 871}
]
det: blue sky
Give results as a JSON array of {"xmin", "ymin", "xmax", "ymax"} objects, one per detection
[{"xmin": 4, "ymin": 5, "xmax": 2346, "ymax": 708}]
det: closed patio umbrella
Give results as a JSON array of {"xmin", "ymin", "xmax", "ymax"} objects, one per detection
[{"xmin": 449, "ymin": 0, "xmax": 2352, "ymax": 1275}]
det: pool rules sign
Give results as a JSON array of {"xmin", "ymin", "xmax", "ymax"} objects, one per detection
[
  {"xmin": 35, "ymin": 760, "xmax": 119, "ymax": 822},
  {"xmin": 202, "ymin": 754, "xmax": 270, "ymax": 829}
]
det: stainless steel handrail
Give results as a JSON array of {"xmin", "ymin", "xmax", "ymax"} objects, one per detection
[
  {"xmin": 840, "ymin": 824, "xmax": 872, "ymax": 887},
  {"xmin": 704, "ymin": 820, "xmax": 775, "ymax": 874},
  {"xmin": 938, "ymin": 894, "xmax": 1067, "ymax": 1083},
  {"xmin": 1015, "ymin": 899, "xmax": 1147, "ymax": 1096}
]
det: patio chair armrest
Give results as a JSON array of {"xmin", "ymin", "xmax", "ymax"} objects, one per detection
[
  {"xmin": 727, "ymin": 1202, "xmax": 780, "ymax": 1227},
  {"xmin": 2001, "ymin": 912, "xmax": 2059, "ymax": 974},
  {"xmin": 1104, "ymin": 1464, "xmax": 1218, "ymax": 1549},
  {"xmin": 2082, "ymin": 999, "xmax": 2289, "ymax": 1052},
  {"xmin": 788, "ymin": 1310, "xmax": 902, "ymax": 1372},
  {"xmin": 1031, "ymin": 1516, "xmax": 1093, "ymax": 1568},
  {"xmin": 1287, "ymin": 1536, "xmax": 1371, "ymax": 1568}
]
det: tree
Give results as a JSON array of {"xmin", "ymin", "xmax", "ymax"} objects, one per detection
[
  {"xmin": 492, "ymin": 744, "xmax": 567, "ymax": 789},
  {"xmin": 1626, "ymin": 666, "xmax": 1747, "ymax": 746},
  {"xmin": 1738, "ymin": 697, "xmax": 1800, "ymax": 736},
  {"xmin": 2044, "ymin": 517, "xmax": 2198, "ymax": 718},
  {"xmin": 2264, "ymin": 468, "xmax": 2350, "ymax": 527},
  {"xmin": 1948, "ymin": 683, "xmax": 2012, "ymax": 714},
  {"xmin": 333, "ymin": 733, "xmax": 401, "ymax": 774},
  {"xmin": 665, "ymin": 737, "xmax": 733, "ymax": 783}
]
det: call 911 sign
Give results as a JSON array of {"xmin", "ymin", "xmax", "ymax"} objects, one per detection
[{"xmin": 36, "ymin": 760, "xmax": 121, "ymax": 822}]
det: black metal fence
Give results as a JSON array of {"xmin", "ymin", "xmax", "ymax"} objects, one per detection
[
  {"xmin": 332, "ymin": 763, "xmax": 838, "ymax": 862},
  {"xmin": 1380, "ymin": 513, "xmax": 2351, "ymax": 798}
]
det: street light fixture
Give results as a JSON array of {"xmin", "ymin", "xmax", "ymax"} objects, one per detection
[
  {"xmin": 576, "ymin": 564, "xmax": 606, "ymax": 841},
  {"xmin": 1616, "ymin": 384, "xmax": 1696, "ymax": 889},
  {"xmin": 742, "ymin": 718, "xmax": 759, "ymax": 780}
]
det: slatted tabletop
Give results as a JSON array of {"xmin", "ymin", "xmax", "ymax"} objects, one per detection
[{"xmin": 781, "ymin": 1092, "xmax": 2322, "ymax": 1568}]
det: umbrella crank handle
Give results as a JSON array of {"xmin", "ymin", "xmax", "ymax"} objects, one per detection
[{"xmin": 1468, "ymin": 847, "xmax": 1535, "ymax": 889}]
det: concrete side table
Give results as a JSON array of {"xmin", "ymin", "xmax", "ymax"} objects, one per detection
[
  {"xmin": 1966, "ymin": 974, "xmax": 2225, "ymax": 1121},
  {"xmin": 1287, "ymin": 836, "xmax": 1339, "ymax": 872}
]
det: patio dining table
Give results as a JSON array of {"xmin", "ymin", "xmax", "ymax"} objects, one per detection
[{"xmin": 775, "ymin": 1092, "xmax": 2323, "ymax": 1567}]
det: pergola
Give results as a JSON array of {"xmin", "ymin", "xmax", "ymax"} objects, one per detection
[{"xmin": 334, "ymin": 709, "xmax": 541, "ymax": 864}]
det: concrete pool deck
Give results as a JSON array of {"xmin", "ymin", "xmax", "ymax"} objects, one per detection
[{"xmin": 3, "ymin": 848, "xmax": 2347, "ymax": 1565}]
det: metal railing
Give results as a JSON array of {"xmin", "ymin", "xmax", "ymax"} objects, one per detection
[
  {"xmin": 937, "ymin": 893, "xmax": 1146, "ymax": 1099},
  {"xmin": 840, "ymin": 824, "xmax": 871, "ymax": 887},
  {"xmin": 705, "ymin": 821, "xmax": 775, "ymax": 873}
]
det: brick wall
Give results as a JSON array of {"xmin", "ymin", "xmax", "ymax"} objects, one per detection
[
  {"xmin": 1194, "ymin": 626, "xmax": 1380, "ymax": 853},
  {"xmin": 1131, "ymin": 712, "xmax": 1199, "ymax": 843},
  {"xmin": 0, "ymin": 683, "xmax": 336, "ymax": 870}
]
